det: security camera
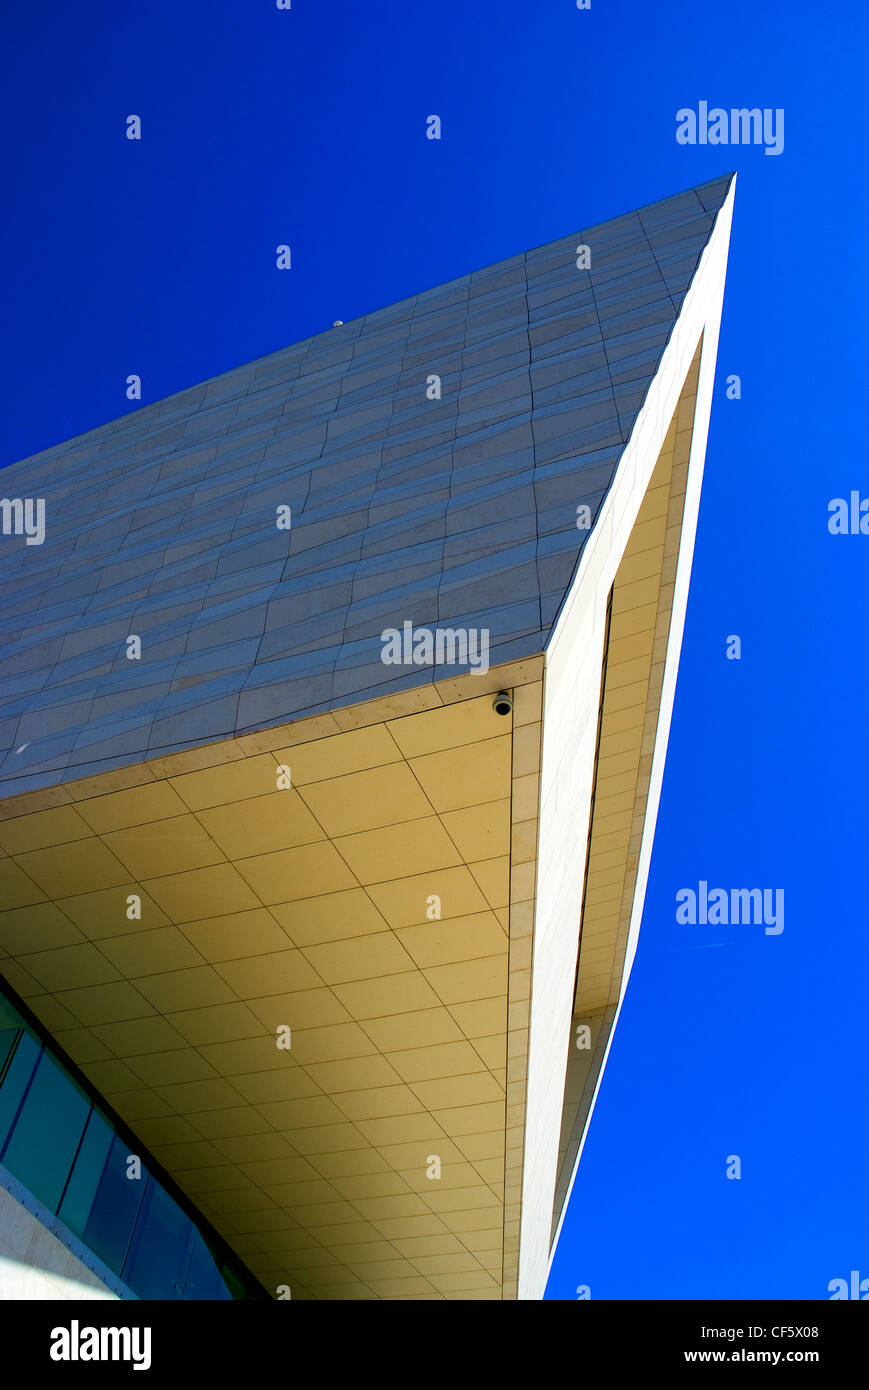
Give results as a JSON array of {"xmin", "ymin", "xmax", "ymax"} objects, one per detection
[{"xmin": 493, "ymin": 691, "xmax": 513, "ymax": 716}]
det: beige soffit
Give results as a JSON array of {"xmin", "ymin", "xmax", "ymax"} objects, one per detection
[
  {"xmin": 550, "ymin": 344, "xmax": 702, "ymax": 1238},
  {"xmin": 0, "ymin": 661, "xmax": 542, "ymax": 1301}
]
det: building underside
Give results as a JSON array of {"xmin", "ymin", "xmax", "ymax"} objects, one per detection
[{"xmin": 0, "ymin": 177, "xmax": 734, "ymax": 1298}]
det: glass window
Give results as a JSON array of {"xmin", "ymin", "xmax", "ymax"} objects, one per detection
[
  {"xmin": 0, "ymin": 996, "xmax": 25, "ymax": 1086},
  {"xmin": 183, "ymin": 1229, "xmax": 233, "ymax": 1301},
  {"xmin": 0, "ymin": 985, "xmax": 258, "ymax": 1299},
  {"xmin": 0, "ymin": 995, "xmax": 24, "ymax": 1032},
  {"xmin": 220, "ymin": 1260, "xmax": 249, "ymax": 1301},
  {"xmin": 1, "ymin": 1049, "xmax": 90, "ymax": 1211},
  {"xmin": 58, "ymin": 1107, "xmax": 113, "ymax": 1237},
  {"xmin": 80, "ymin": 1133, "xmax": 147, "ymax": 1274},
  {"xmin": 0, "ymin": 1031, "xmax": 40, "ymax": 1157},
  {"xmin": 122, "ymin": 1181, "xmax": 192, "ymax": 1300},
  {"xmin": 0, "ymin": 1026, "xmax": 19, "ymax": 1079}
]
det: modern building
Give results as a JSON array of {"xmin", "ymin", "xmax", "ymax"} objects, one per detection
[{"xmin": 0, "ymin": 175, "xmax": 734, "ymax": 1300}]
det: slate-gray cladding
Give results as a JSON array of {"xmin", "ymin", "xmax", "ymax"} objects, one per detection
[{"xmin": 0, "ymin": 176, "xmax": 732, "ymax": 794}]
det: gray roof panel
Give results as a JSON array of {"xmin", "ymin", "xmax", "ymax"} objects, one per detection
[{"xmin": 0, "ymin": 176, "xmax": 733, "ymax": 795}]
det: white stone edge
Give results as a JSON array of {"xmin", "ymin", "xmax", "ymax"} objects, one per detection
[{"xmin": 518, "ymin": 177, "xmax": 737, "ymax": 1300}]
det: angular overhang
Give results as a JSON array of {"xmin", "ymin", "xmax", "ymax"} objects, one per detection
[{"xmin": 0, "ymin": 176, "xmax": 735, "ymax": 1298}]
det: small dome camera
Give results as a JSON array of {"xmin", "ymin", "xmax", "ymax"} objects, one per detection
[{"xmin": 493, "ymin": 691, "xmax": 513, "ymax": 716}]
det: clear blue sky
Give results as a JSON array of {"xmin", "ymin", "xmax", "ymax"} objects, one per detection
[{"xmin": 2, "ymin": 0, "xmax": 866, "ymax": 1300}]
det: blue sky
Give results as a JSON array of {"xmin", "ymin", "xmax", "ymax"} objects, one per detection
[{"xmin": 3, "ymin": 0, "xmax": 866, "ymax": 1299}]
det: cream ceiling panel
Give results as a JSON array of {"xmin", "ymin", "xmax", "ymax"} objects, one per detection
[
  {"xmin": 197, "ymin": 792, "xmax": 325, "ymax": 859},
  {"xmin": 0, "ymin": 674, "xmax": 548, "ymax": 1300}
]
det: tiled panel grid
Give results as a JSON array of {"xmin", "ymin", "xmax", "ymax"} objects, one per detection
[
  {"xmin": 0, "ymin": 684, "xmax": 546, "ymax": 1300},
  {"xmin": 0, "ymin": 178, "xmax": 731, "ymax": 798}
]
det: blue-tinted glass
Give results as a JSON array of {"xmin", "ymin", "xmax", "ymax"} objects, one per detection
[
  {"xmin": 1, "ymin": 1050, "xmax": 90, "ymax": 1210},
  {"xmin": 81, "ymin": 1133, "xmax": 147, "ymax": 1274},
  {"xmin": 220, "ymin": 1260, "xmax": 249, "ymax": 1301},
  {"xmin": 0, "ymin": 1031, "xmax": 40, "ymax": 1157},
  {"xmin": 0, "ymin": 997, "xmax": 25, "ymax": 1080},
  {"xmin": 122, "ymin": 1181, "xmax": 192, "ymax": 1300},
  {"xmin": 0, "ymin": 994, "xmax": 253, "ymax": 1299},
  {"xmin": 0, "ymin": 995, "xmax": 24, "ymax": 1032},
  {"xmin": 0, "ymin": 1028, "xmax": 19, "ymax": 1077},
  {"xmin": 58, "ymin": 1107, "xmax": 113, "ymax": 1238},
  {"xmin": 183, "ymin": 1229, "xmax": 233, "ymax": 1301}
]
